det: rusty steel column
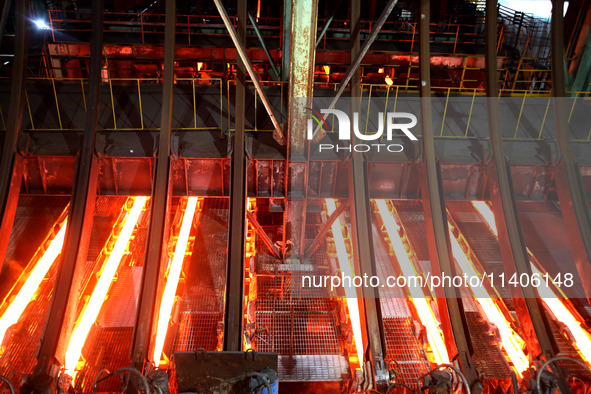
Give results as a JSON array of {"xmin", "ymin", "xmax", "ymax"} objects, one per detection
[
  {"xmin": 484, "ymin": 0, "xmax": 570, "ymax": 391},
  {"xmin": 551, "ymin": 0, "xmax": 591, "ymax": 303},
  {"xmin": 418, "ymin": 0, "xmax": 480, "ymax": 391},
  {"xmin": 287, "ymin": 0, "xmax": 318, "ymax": 156},
  {"xmin": 347, "ymin": 0, "xmax": 388, "ymax": 388},
  {"xmin": 223, "ymin": 0, "xmax": 247, "ymax": 352},
  {"xmin": 0, "ymin": 0, "xmax": 27, "ymax": 273},
  {"xmin": 32, "ymin": 0, "xmax": 104, "ymax": 378},
  {"xmin": 130, "ymin": 0, "xmax": 175, "ymax": 369},
  {"xmin": 286, "ymin": 0, "xmax": 318, "ymax": 259}
]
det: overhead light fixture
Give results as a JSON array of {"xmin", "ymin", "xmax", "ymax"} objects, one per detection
[{"xmin": 34, "ymin": 19, "xmax": 50, "ymax": 30}]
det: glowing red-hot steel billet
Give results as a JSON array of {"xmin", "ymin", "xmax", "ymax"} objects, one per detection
[
  {"xmin": 375, "ymin": 199, "xmax": 450, "ymax": 365},
  {"xmin": 245, "ymin": 198, "xmax": 256, "ymax": 259},
  {"xmin": 446, "ymin": 213, "xmax": 528, "ymax": 376},
  {"xmin": 64, "ymin": 196, "xmax": 148, "ymax": 375},
  {"xmin": 153, "ymin": 197, "xmax": 199, "ymax": 365},
  {"xmin": 471, "ymin": 200, "xmax": 591, "ymax": 366},
  {"xmin": 325, "ymin": 198, "xmax": 365, "ymax": 370},
  {"xmin": 0, "ymin": 218, "xmax": 68, "ymax": 346}
]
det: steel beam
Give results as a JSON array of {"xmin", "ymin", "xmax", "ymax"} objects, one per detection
[
  {"xmin": 304, "ymin": 200, "xmax": 349, "ymax": 258},
  {"xmin": 484, "ymin": 0, "xmax": 570, "ymax": 391},
  {"xmin": 0, "ymin": 0, "xmax": 26, "ymax": 274},
  {"xmin": 130, "ymin": 0, "xmax": 175, "ymax": 369},
  {"xmin": 568, "ymin": 34, "xmax": 591, "ymax": 94},
  {"xmin": 246, "ymin": 211, "xmax": 281, "ymax": 260},
  {"xmin": 47, "ymin": 43, "xmax": 479, "ymax": 70},
  {"xmin": 551, "ymin": 0, "xmax": 591, "ymax": 303},
  {"xmin": 223, "ymin": 0, "xmax": 248, "ymax": 352},
  {"xmin": 418, "ymin": 0, "xmax": 480, "ymax": 391},
  {"xmin": 311, "ymin": 0, "xmax": 398, "ymax": 142},
  {"xmin": 247, "ymin": 11, "xmax": 280, "ymax": 81},
  {"xmin": 348, "ymin": 157, "xmax": 388, "ymax": 389},
  {"xmin": 213, "ymin": 0, "xmax": 285, "ymax": 145},
  {"xmin": 31, "ymin": 0, "xmax": 104, "ymax": 378},
  {"xmin": 347, "ymin": 0, "xmax": 388, "ymax": 388},
  {"xmin": 316, "ymin": 0, "xmax": 343, "ymax": 48}
]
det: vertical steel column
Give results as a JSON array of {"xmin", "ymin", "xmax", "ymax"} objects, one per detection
[
  {"xmin": 348, "ymin": 0, "xmax": 388, "ymax": 387},
  {"xmin": 32, "ymin": 0, "xmax": 104, "ymax": 378},
  {"xmin": 418, "ymin": 0, "xmax": 480, "ymax": 391},
  {"xmin": 130, "ymin": 0, "xmax": 175, "ymax": 369},
  {"xmin": 223, "ymin": 0, "xmax": 247, "ymax": 352},
  {"xmin": 0, "ymin": 0, "xmax": 27, "ymax": 273},
  {"xmin": 287, "ymin": 0, "xmax": 318, "ymax": 156},
  {"xmin": 287, "ymin": 0, "xmax": 318, "ymax": 259},
  {"xmin": 0, "ymin": 0, "xmax": 13, "ymax": 47},
  {"xmin": 484, "ymin": 1, "xmax": 570, "ymax": 391},
  {"xmin": 282, "ymin": 0, "xmax": 291, "ymax": 81},
  {"xmin": 551, "ymin": 0, "xmax": 591, "ymax": 302}
]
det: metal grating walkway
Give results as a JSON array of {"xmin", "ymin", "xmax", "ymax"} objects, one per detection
[
  {"xmin": 372, "ymin": 210, "xmax": 432, "ymax": 387},
  {"xmin": 249, "ymin": 205, "xmax": 351, "ymax": 382},
  {"xmin": 173, "ymin": 198, "xmax": 229, "ymax": 353},
  {"xmin": 73, "ymin": 201, "xmax": 150, "ymax": 393}
]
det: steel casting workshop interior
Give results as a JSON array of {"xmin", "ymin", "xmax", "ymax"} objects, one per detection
[{"xmin": 0, "ymin": 0, "xmax": 590, "ymax": 393}]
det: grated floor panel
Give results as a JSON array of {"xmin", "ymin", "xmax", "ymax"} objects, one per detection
[
  {"xmin": 372, "ymin": 208, "xmax": 432, "ymax": 387},
  {"xmin": 0, "ymin": 197, "xmax": 69, "ymax": 387},
  {"xmin": 248, "ymin": 204, "xmax": 350, "ymax": 382},
  {"xmin": 73, "ymin": 203, "xmax": 150, "ymax": 392},
  {"xmin": 173, "ymin": 198, "xmax": 229, "ymax": 353},
  {"xmin": 464, "ymin": 311, "xmax": 513, "ymax": 379},
  {"xmin": 447, "ymin": 201, "xmax": 515, "ymax": 312},
  {"xmin": 550, "ymin": 319, "xmax": 591, "ymax": 379},
  {"xmin": 254, "ymin": 306, "xmax": 342, "ymax": 355},
  {"xmin": 382, "ymin": 318, "xmax": 432, "ymax": 385},
  {"xmin": 74, "ymin": 327, "xmax": 134, "ymax": 393},
  {"xmin": 278, "ymin": 355, "xmax": 351, "ymax": 381},
  {"xmin": 393, "ymin": 201, "xmax": 431, "ymax": 262}
]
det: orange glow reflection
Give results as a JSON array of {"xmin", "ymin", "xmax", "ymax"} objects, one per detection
[
  {"xmin": 447, "ymin": 225, "xmax": 528, "ymax": 376},
  {"xmin": 326, "ymin": 198, "xmax": 365, "ymax": 369},
  {"xmin": 531, "ymin": 264, "xmax": 591, "ymax": 365},
  {"xmin": 64, "ymin": 196, "xmax": 147, "ymax": 375},
  {"xmin": 152, "ymin": 197, "xmax": 198, "ymax": 364},
  {"xmin": 471, "ymin": 200, "xmax": 591, "ymax": 366},
  {"xmin": 0, "ymin": 220, "xmax": 68, "ymax": 346},
  {"xmin": 376, "ymin": 199, "xmax": 449, "ymax": 365}
]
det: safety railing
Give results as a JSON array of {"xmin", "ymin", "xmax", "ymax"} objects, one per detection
[
  {"xmin": 44, "ymin": 9, "xmax": 535, "ymax": 57},
  {"xmin": 9, "ymin": 77, "xmax": 224, "ymax": 133},
  {"xmin": 43, "ymin": 5, "xmax": 554, "ymax": 60},
  {"xmin": 47, "ymin": 9, "xmax": 283, "ymax": 46},
  {"xmin": 234, "ymin": 80, "xmax": 590, "ymax": 142},
  {"xmin": 2, "ymin": 76, "xmax": 589, "ymax": 143}
]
